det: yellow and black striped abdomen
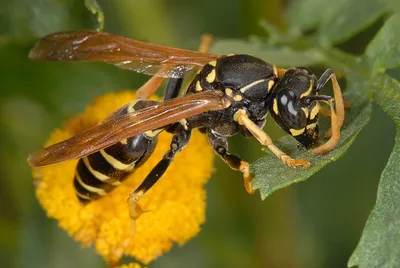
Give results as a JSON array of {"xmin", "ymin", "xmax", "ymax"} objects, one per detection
[{"xmin": 74, "ymin": 99, "xmax": 161, "ymax": 204}]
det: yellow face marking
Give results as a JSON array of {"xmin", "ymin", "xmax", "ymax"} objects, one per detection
[
  {"xmin": 273, "ymin": 98, "xmax": 279, "ymax": 114},
  {"xmin": 206, "ymin": 69, "xmax": 216, "ymax": 83},
  {"xmin": 100, "ymin": 149, "xmax": 135, "ymax": 171},
  {"xmin": 75, "ymin": 171, "xmax": 107, "ymax": 196},
  {"xmin": 227, "ymin": 53, "xmax": 235, "ymax": 56},
  {"xmin": 82, "ymin": 157, "xmax": 110, "ymax": 181},
  {"xmin": 195, "ymin": 80, "xmax": 202, "ymax": 92},
  {"xmin": 267, "ymin": 80, "xmax": 275, "ymax": 92},
  {"xmin": 301, "ymin": 107, "xmax": 309, "ymax": 118},
  {"xmin": 120, "ymin": 138, "xmax": 128, "ymax": 145},
  {"xmin": 306, "ymin": 122, "xmax": 317, "ymax": 130},
  {"xmin": 300, "ymin": 80, "xmax": 314, "ymax": 99},
  {"xmin": 234, "ymin": 95, "xmax": 243, "ymax": 101},
  {"xmin": 240, "ymin": 79, "xmax": 266, "ymax": 93},
  {"xmin": 208, "ymin": 60, "xmax": 217, "ymax": 67},
  {"xmin": 309, "ymin": 103, "xmax": 320, "ymax": 120},
  {"xmin": 225, "ymin": 88, "xmax": 233, "ymax": 96},
  {"xmin": 290, "ymin": 128, "xmax": 305, "ymax": 136}
]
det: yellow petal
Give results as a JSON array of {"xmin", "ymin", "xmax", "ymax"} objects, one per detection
[{"xmin": 33, "ymin": 91, "xmax": 214, "ymax": 265}]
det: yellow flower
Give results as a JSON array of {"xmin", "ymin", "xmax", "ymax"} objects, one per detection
[{"xmin": 32, "ymin": 91, "xmax": 215, "ymax": 266}]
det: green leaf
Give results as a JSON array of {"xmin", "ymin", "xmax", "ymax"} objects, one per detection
[
  {"xmin": 211, "ymin": 39, "xmax": 324, "ymax": 67},
  {"xmin": 366, "ymin": 14, "xmax": 400, "ymax": 71},
  {"xmin": 348, "ymin": 74, "xmax": 400, "ymax": 268},
  {"xmin": 317, "ymin": 0, "xmax": 388, "ymax": 46},
  {"xmin": 286, "ymin": 0, "xmax": 389, "ymax": 46},
  {"xmin": 286, "ymin": 0, "xmax": 348, "ymax": 32},
  {"xmin": 84, "ymin": 0, "xmax": 104, "ymax": 31},
  {"xmin": 347, "ymin": 13, "xmax": 400, "ymax": 267}
]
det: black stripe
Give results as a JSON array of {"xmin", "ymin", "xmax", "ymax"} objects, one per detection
[
  {"xmin": 104, "ymin": 142, "xmax": 137, "ymax": 165},
  {"xmin": 88, "ymin": 151, "xmax": 119, "ymax": 176},
  {"xmin": 76, "ymin": 160, "xmax": 112, "ymax": 191},
  {"xmin": 73, "ymin": 177, "xmax": 99, "ymax": 203}
]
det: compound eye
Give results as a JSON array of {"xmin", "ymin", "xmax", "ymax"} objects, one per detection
[{"xmin": 276, "ymin": 92, "xmax": 307, "ymax": 130}]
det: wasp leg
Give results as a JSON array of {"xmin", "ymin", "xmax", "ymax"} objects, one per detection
[
  {"xmin": 320, "ymin": 100, "xmax": 351, "ymax": 117},
  {"xmin": 311, "ymin": 69, "xmax": 345, "ymax": 155},
  {"xmin": 234, "ymin": 109, "xmax": 311, "ymax": 168},
  {"xmin": 319, "ymin": 100, "xmax": 351, "ymax": 138},
  {"xmin": 207, "ymin": 130, "xmax": 254, "ymax": 194},
  {"xmin": 198, "ymin": 34, "xmax": 213, "ymax": 53},
  {"xmin": 136, "ymin": 34, "xmax": 214, "ymax": 99},
  {"xmin": 127, "ymin": 126, "xmax": 191, "ymax": 232},
  {"xmin": 163, "ymin": 78, "xmax": 183, "ymax": 101}
]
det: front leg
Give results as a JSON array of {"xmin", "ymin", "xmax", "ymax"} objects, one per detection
[
  {"xmin": 207, "ymin": 130, "xmax": 254, "ymax": 194},
  {"xmin": 234, "ymin": 109, "xmax": 311, "ymax": 168}
]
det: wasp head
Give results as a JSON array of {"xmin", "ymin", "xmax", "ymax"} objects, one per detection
[{"xmin": 269, "ymin": 67, "xmax": 321, "ymax": 148}]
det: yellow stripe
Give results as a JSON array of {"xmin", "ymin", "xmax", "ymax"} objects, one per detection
[
  {"xmin": 290, "ymin": 128, "xmax": 305, "ymax": 136},
  {"xmin": 208, "ymin": 60, "xmax": 217, "ymax": 67},
  {"xmin": 301, "ymin": 107, "xmax": 309, "ymax": 118},
  {"xmin": 267, "ymin": 80, "xmax": 275, "ymax": 92},
  {"xmin": 100, "ymin": 149, "xmax": 135, "ymax": 171},
  {"xmin": 83, "ymin": 157, "xmax": 110, "ymax": 182},
  {"xmin": 75, "ymin": 171, "xmax": 107, "ymax": 196},
  {"xmin": 75, "ymin": 189, "xmax": 91, "ymax": 200},
  {"xmin": 206, "ymin": 69, "xmax": 216, "ymax": 83},
  {"xmin": 195, "ymin": 80, "xmax": 202, "ymax": 91},
  {"xmin": 272, "ymin": 65, "xmax": 278, "ymax": 77},
  {"xmin": 309, "ymin": 103, "xmax": 320, "ymax": 120},
  {"xmin": 240, "ymin": 79, "xmax": 266, "ymax": 93},
  {"xmin": 127, "ymin": 100, "xmax": 140, "ymax": 113},
  {"xmin": 306, "ymin": 123, "xmax": 317, "ymax": 130},
  {"xmin": 144, "ymin": 128, "xmax": 163, "ymax": 138},
  {"xmin": 273, "ymin": 99, "xmax": 279, "ymax": 114},
  {"xmin": 300, "ymin": 80, "xmax": 313, "ymax": 98}
]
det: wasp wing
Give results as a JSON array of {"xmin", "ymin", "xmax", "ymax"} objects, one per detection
[
  {"xmin": 28, "ymin": 91, "xmax": 225, "ymax": 166},
  {"xmin": 29, "ymin": 31, "xmax": 220, "ymax": 78}
]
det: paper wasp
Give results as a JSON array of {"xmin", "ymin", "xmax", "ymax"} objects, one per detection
[{"xmin": 27, "ymin": 31, "xmax": 345, "ymax": 222}]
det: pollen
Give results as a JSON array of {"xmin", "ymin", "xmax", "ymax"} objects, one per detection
[{"xmin": 32, "ymin": 90, "xmax": 215, "ymax": 266}]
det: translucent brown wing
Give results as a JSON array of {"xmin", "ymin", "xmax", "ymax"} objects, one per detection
[
  {"xmin": 27, "ymin": 90, "xmax": 225, "ymax": 166},
  {"xmin": 29, "ymin": 31, "xmax": 221, "ymax": 78}
]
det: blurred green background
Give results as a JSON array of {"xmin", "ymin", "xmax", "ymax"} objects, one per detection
[{"xmin": 0, "ymin": 0, "xmax": 396, "ymax": 267}]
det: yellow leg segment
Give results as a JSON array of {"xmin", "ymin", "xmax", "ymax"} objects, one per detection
[
  {"xmin": 312, "ymin": 73, "xmax": 345, "ymax": 155},
  {"xmin": 234, "ymin": 109, "xmax": 311, "ymax": 168}
]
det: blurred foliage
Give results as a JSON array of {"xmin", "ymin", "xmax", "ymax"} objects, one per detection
[{"xmin": 0, "ymin": 0, "xmax": 399, "ymax": 268}]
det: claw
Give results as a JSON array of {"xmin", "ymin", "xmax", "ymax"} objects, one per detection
[
  {"xmin": 281, "ymin": 155, "xmax": 311, "ymax": 168},
  {"xmin": 239, "ymin": 161, "xmax": 255, "ymax": 194}
]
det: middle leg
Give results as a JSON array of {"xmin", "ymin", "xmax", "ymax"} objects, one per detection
[
  {"xmin": 127, "ymin": 126, "xmax": 191, "ymax": 232},
  {"xmin": 207, "ymin": 130, "xmax": 254, "ymax": 194}
]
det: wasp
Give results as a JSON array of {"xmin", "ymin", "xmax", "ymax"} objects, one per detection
[{"xmin": 27, "ymin": 31, "xmax": 345, "ymax": 222}]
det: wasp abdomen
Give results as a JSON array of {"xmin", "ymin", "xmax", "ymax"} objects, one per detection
[{"xmin": 74, "ymin": 99, "xmax": 161, "ymax": 204}]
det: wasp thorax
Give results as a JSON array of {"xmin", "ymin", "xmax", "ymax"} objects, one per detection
[{"xmin": 269, "ymin": 67, "xmax": 320, "ymax": 147}]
